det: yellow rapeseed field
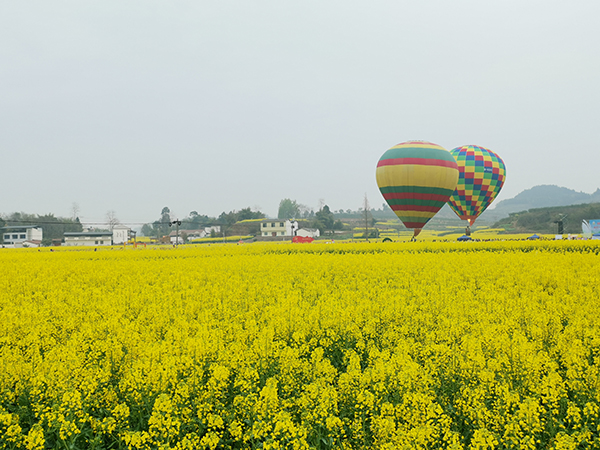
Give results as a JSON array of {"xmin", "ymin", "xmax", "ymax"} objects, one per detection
[{"xmin": 1, "ymin": 241, "xmax": 600, "ymax": 449}]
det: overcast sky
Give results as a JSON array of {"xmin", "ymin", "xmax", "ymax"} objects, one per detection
[{"xmin": 2, "ymin": 1, "xmax": 599, "ymax": 225}]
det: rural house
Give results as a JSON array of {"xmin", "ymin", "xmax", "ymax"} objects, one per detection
[
  {"xmin": 63, "ymin": 231, "xmax": 113, "ymax": 246},
  {"xmin": 260, "ymin": 219, "xmax": 298, "ymax": 237},
  {"xmin": 1, "ymin": 225, "xmax": 43, "ymax": 247}
]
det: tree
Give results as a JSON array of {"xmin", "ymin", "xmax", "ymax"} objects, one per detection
[
  {"xmin": 70, "ymin": 217, "xmax": 83, "ymax": 233},
  {"xmin": 237, "ymin": 207, "xmax": 265, "ymax": 221},
  {"xmin": 106, "ymin": 210, "xmax": 120, "ymax": 231},
  {"xmin": 218, "ymin": 208, "xmax": 265, "ymax": 226},
  {"xmin": 278, "ymin": 199, "xmax": 300, "ymax": 219},
  {"xmin": 141, "ymin": 223, "xmax": 154, "ymax": 237},
  {"xmin": 182, "ymin": 211, "xmax": 210, "ymax": 230},
  {"xmin": 71, "ymin": 202, "xmax": 80, "ymax": 221},
  {"xmin": 141, "ymin": 207, "xmax": 173, "ymax": 239},
  {"xmin": 160, "ymin": 207, "xmax": 171, "ymax": 237},
  {"xmin": 315, "ymin": 205, "xmax": 335, "ymax": 235},
  {"xmin": 218, "ymin": 211, "xmax": 238, "ymax": 227},
  {"xmin": 299, "ymin": 204, "xmax": 313, "ymax": 218},
  {"xmin": 360, "ymin": 194, "xmax": 374, "ymax": 240}
]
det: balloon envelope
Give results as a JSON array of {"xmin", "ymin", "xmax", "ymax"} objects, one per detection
[
  {"xmin": 376, "ymin": 141, "xmax": 459, "ymax": 235},
  {"xmin": 448, "ymin": 145, "xmax": 506, "ymax": 225}
]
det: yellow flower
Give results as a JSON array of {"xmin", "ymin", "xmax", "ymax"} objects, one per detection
[
  {"xmin": 1, "ymin": 240, "xmax": 600, "ymax": 448},
  {"xmin": 25, "ymin": 424, "xmax": 45, "ymax": 450}
]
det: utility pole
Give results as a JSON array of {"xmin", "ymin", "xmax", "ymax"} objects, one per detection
[{"xmin": 170, "ymin": 220, "xmax": 182, "ymax": 246}]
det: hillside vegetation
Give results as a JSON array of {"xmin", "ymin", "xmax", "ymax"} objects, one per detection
[
  {"xmin": 493, "ymin": 202, "xmax": 600, "ymax": 234},
  {"xmin": 488, "ymin": 185, "xmax": 600, "ymax": 220}
]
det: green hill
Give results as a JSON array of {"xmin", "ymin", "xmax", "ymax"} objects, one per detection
[
  {"xmin": 486, "ymin": 185, "xmax": 600, "ymax": 221},
  {"xmin": 493, "ymin": 202, "xmax": 600, "ymax": 234}
]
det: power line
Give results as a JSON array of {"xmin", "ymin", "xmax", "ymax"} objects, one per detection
[
  {"xmin": 1, "ymin": 219, "xmax": 171, "ymax": 227},
  {"xmin": 1, "ymin": 218, "xmax": 220, "ymax": 227}
]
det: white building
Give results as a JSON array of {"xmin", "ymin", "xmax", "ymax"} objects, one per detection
[
  {"xmin": 63, "ymin": 231, "xmax": 113, "ymax": 246},
  {"xmin": 22, "ymin": 240, "xmax": 42, "ymax": 248},
  {"xmin": 170, "ymin": 229, "xmax": 200, "ymax": 243},
  {"xmin": 2, "ymin": 226, "xmax": 43, "ymax": 247},
  {"xmin": 296, "ymin": 228, "xmax": 320, "ymax": 239},
  {"xmin": 168, "ymin": 230, "xmax": 184, "ymax": 244},
  {"xmin": 184, "ymin": 230, "xmax": 207, "ymax": 240},
  {"xmin": 112, "ymin": 226, "xmax": 134, "ymax": 245},
  {"xmin": 168, "ymin": 226, "xmax": 222, "ymax": 244},
  {"xmin": 203, "ymin": 226, "xmax": 221, "ymax": 236},
  {"xmin": 260, "ymin": 219, "xmax": 298, "ymax": 237}
]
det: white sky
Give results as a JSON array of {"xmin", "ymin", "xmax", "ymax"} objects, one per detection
[{"xmin": 2, "ymin": 1, "xmax": 599, "ymax": 224}]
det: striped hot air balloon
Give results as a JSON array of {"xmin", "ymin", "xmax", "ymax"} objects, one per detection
[
  {"xmin": 448, "ymin": 145, "xmax": 506, "ymax": 226},
  {"xmin": 376, "ymin": 141, "xmax": 459, "ymax": 237}
]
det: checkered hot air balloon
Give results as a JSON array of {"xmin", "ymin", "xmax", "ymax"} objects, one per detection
[
  {"xmin": 448, "ymin": 145, "xmax": 506, "ymax": 226},
  {"xmin": 376, "ymin": 141, "xmax": 459, "ymax": 237}
]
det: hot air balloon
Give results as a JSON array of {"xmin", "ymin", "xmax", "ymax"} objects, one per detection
[
  {"xmin": 376, "ymin": 141, "xmax": 459, "ymax": 238},
  {"xmin": 447, "ymin": 145, "xmax": 506, "ymax": 227}
]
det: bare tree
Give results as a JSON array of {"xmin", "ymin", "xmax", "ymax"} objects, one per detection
[
  {"xmin": 106, "ymin": 210, "xmax": 120, "ymax": 231},
  {"xmin": 71, "ymin": 202, "xmax": 80, "ymax": 220},
  {"xmin": 298, "ymin": 203, "xmax": 312, "ymax": 218}
]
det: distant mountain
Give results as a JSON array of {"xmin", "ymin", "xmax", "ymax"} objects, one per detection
[
  {"xmin": 484, "ymin": 185, "xmax": 600, "ymax": 221},
  {"xmin": 370, "ymin": 184, "xmax": 600, "ymax": 226}
]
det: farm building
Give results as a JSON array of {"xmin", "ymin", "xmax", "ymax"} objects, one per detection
[
  {"xmin": 169, "ymin": 226, "xmax": 221, "ymax": 243},
  {"xmin": 1, "ymin": 225, "xmax": 43, "ymax": 247},
  {"xmin": 112, "ymin": 226, "xmax": 135, "ymax": 245},
  {"xmin": 64, "ymin": 227, "xmax": 135, "ymax": 247},
  {"xmin": 260, "ymin": 219, "xmax": 298, "ymax": 237},
  {"xmin": 296, "ymin": 228, "xmax": 320, "ymax": 239},
  {"xmin": 63, "ymin": 231, "xmax": 113, "ymax": 246}
]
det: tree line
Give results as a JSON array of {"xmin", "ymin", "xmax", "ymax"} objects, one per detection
[
  {"xmin": 0, "ymin": 196, "xmax": 393, "ymax": 245},
  {"xmin": 140, "ymin": 207, "xmax": 267, "ymax": 239},
  {"xmin": 138, "ymin": 198, "xmax": 389, "ymax": 239},
  {"xmin": 0, "ymin": 212, "xmax": 83, "ymax": 246},
  {"xmin": 140, "ymin": 203, "xmax": 345, "ymax": 238}
]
